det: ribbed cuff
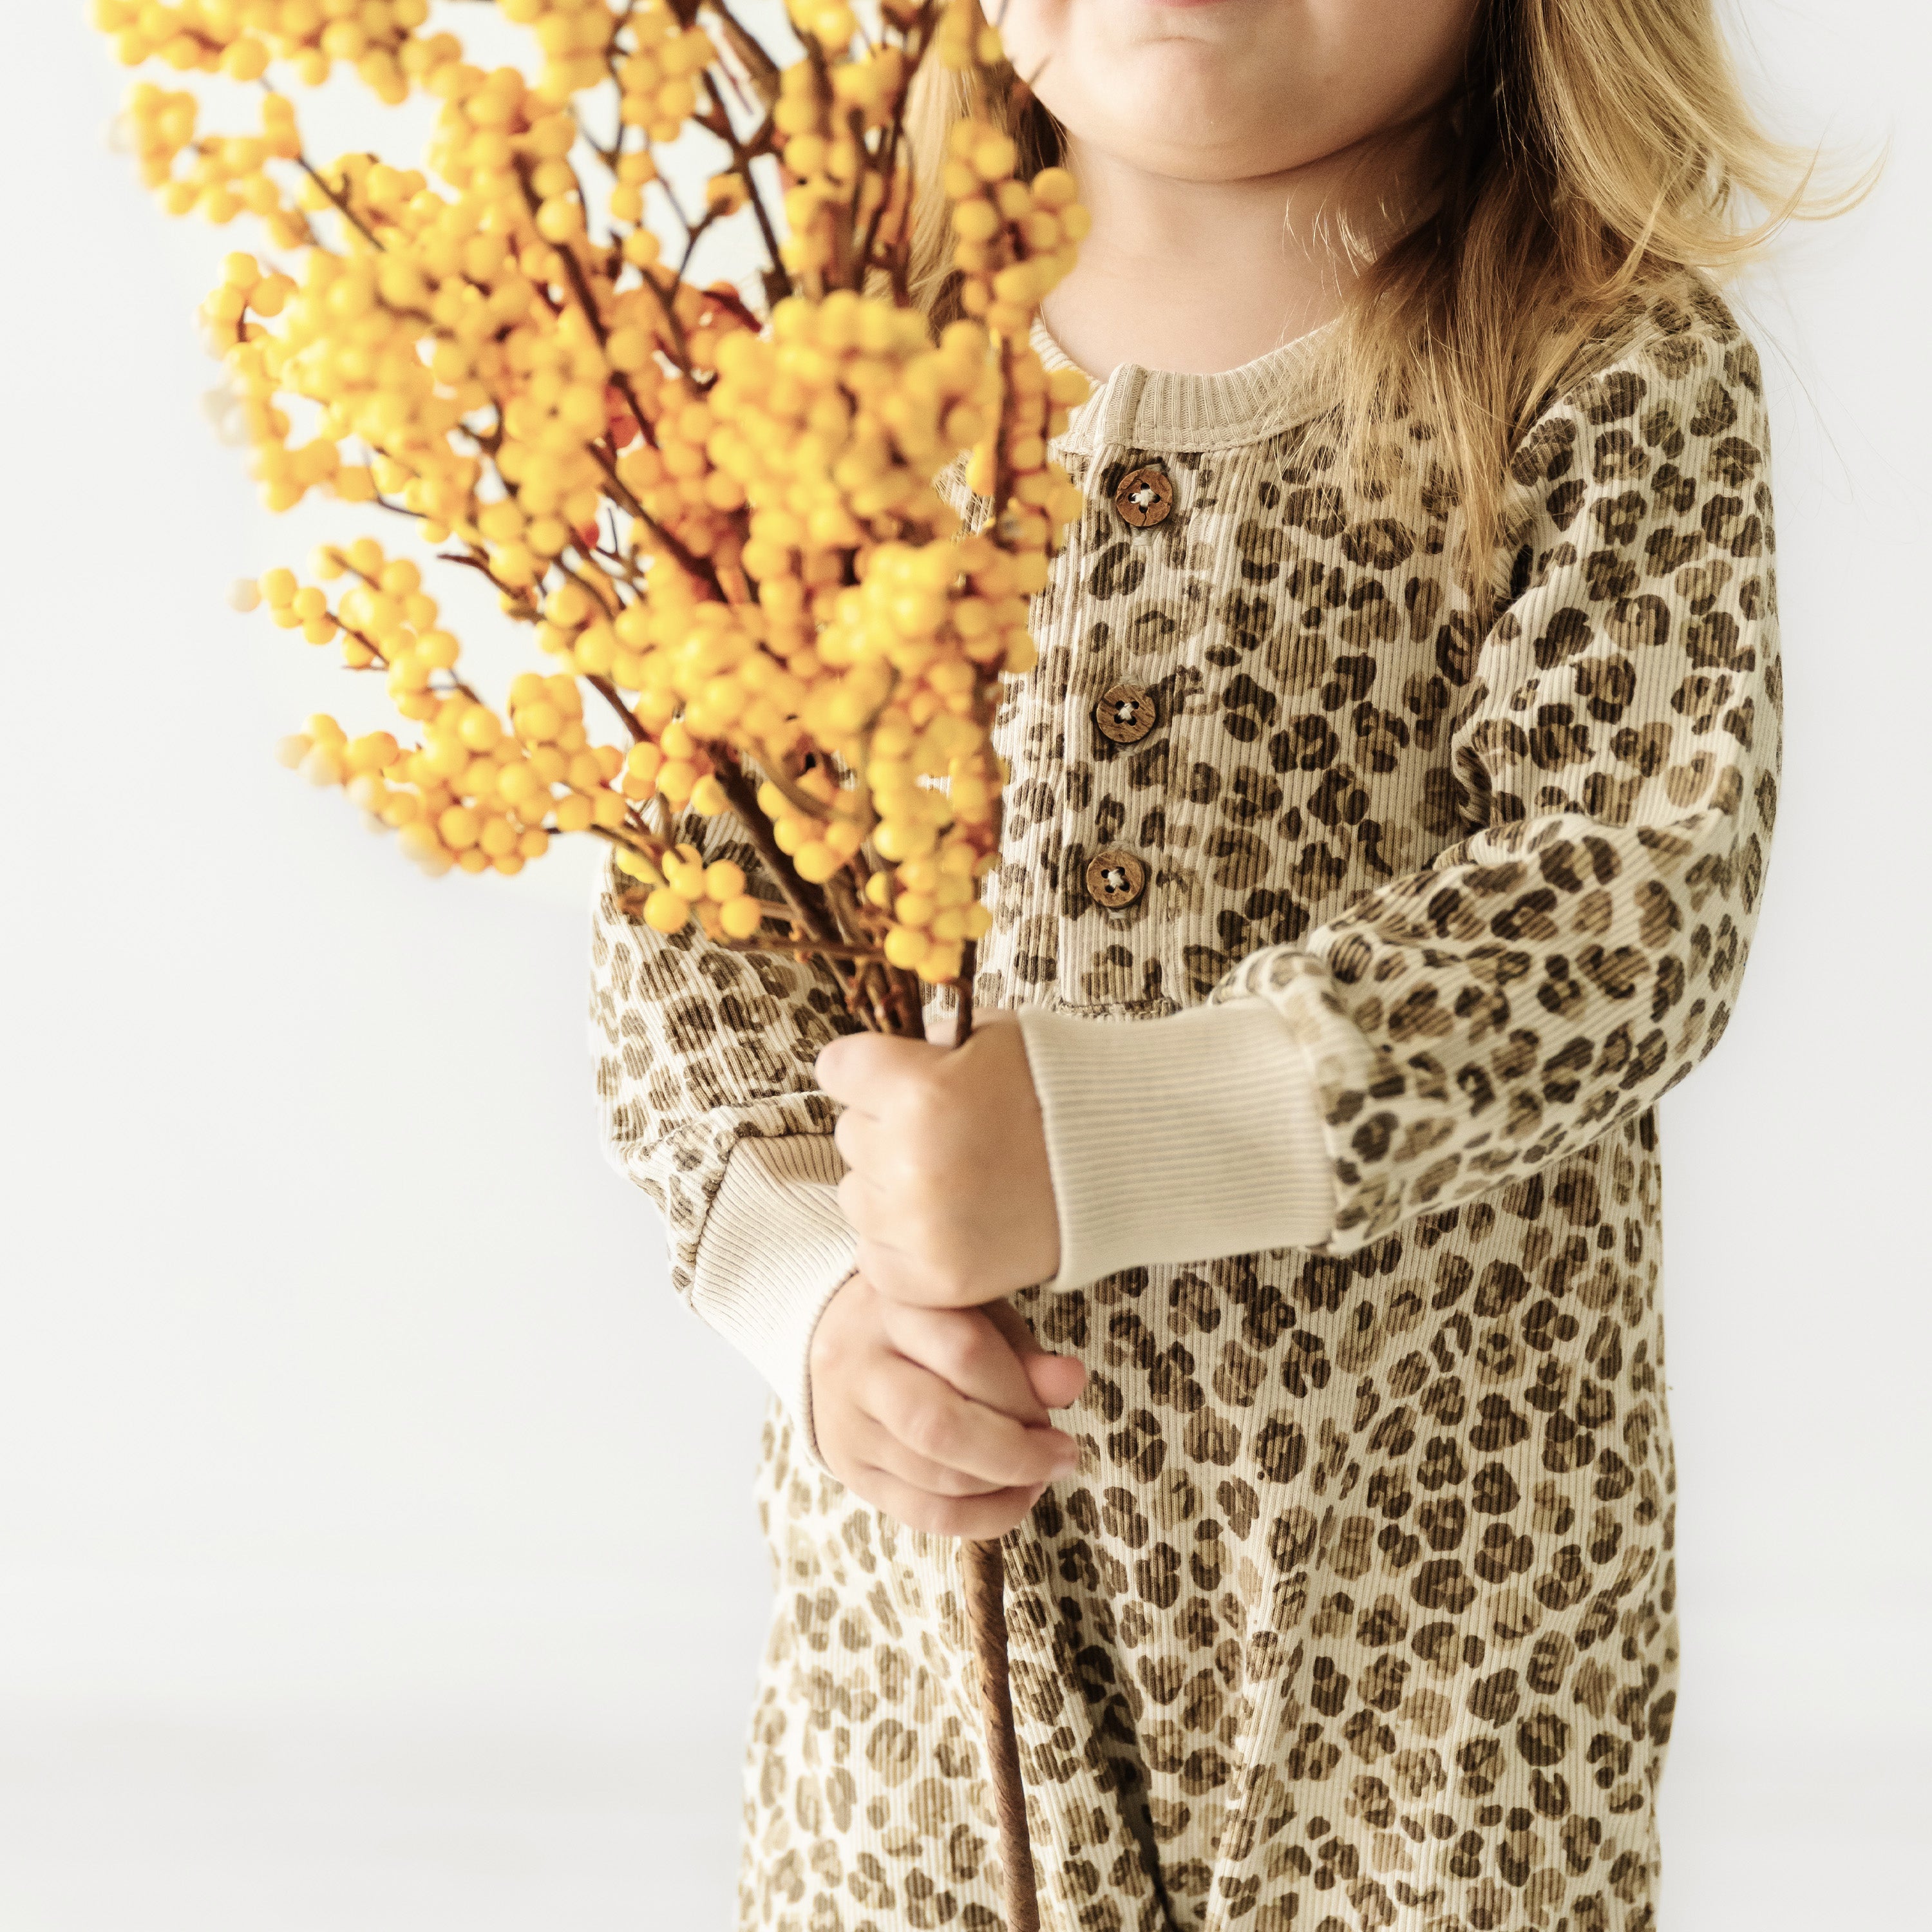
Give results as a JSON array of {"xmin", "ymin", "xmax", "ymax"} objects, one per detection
[
  {"xmin": 1014, "ymin": 999, "xmax": 1336, "ymax": 1293},
  {"xmin": 688, "ymin": 1136, "xmax": 857, "ymax": 1471}
]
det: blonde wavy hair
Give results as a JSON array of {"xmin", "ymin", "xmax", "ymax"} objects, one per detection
[{"xmin": 905, "ymin": 0, "xmax": 1870, "ymax": 599}]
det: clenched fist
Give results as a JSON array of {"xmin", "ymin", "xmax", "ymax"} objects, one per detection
[{"xmin": 816, "ymin": 1016, "xmax": 1060, "ymax": 1307}]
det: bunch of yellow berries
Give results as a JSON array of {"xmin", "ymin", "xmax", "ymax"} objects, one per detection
[
  {"xmin": 97, "ymin": 0, "xmax": 457, "ymax": 102},
  {"xmin": 614, "ymin": 4, "xmax": 717, "ymax": 141},
  {"xmin": 102, "ymin": 0, "xmax": 1090, "ymax": 1019}
]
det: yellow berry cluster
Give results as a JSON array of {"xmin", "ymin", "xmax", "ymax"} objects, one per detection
[
  {"xmin": 271, "ymin": 656, "xmax": 630, "ymax": 878},
  {"xmin": 616, "ymin": 717, "xmax": 728, "ymax": 819},
  {"xmin": 946, "ymin": 142, "xmax": 1090, "ymax": 340},
  {"xmin": 124, "ymin": 85, "xmax": 316, "ymax": 244},
  {"xmin": 605, "ymin": 289, "xmax": 762, "ymax": 578},
  {"xmin": 789, "ymin": 0, "xmax": 860, "ymax": 53},
  {"xmin": 238, "ymin": 531, "xmax": 633, "ymax": 877},
  {"xmin": 933, "ymin": 0, "xmax": 1005, "ymax": 73},
  {"xmin": 202, "ymin": 248, "xmax": 298, "ymax": 335},
  {"xmin": 490, "ymin": 0, "xmax": 619, "ymax": 108},
  {"xmin": 621, "ymin": 844, "xmax": 766, "ymax": 941},
  {"xmin": 95, "ymin": 0, "xmax": 459, "ymax": 103},
  {"xmin": 772, "ymin": 37, "xmax": 909, "ymax": 284},
  {"xmin": 585, "ymin": 279, "xmax": 1089, "ymax": 983},
  {"xmin": 614, "ymin": 3, "xmax": 717, "ymax": 140},
  {"xmin": 102, "ymin": 0, "xmax": 1094, "ymax": 1003}
]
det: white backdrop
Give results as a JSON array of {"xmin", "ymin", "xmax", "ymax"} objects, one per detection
[{"xmin": 1, "ymin": 5, "xmax": 1926, "ymax": 1927}]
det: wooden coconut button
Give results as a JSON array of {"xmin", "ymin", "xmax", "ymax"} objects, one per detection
[
  {"xmin": 1094, "ymin": 681, "xmax": 1157, "ymax": 746},
  {"xmin": 1084, "ymin": 847, "xmax": 1147, "ymax": 910},
  {"xmin": 1113, "ymin": 464, "xmax": 1173, "ymax": 529}
]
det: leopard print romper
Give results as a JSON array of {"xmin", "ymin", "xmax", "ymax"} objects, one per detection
[{"xmin": 588, "ymin": 279, "xmax": 1781, "ymax": 1931}]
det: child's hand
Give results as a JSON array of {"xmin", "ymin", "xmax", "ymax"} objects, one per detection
[
  {"xmin": 816, "ymin": 1017, "xmax": 1059, "ymax": 1307},
  {"xmin": 808, "ymin": 1271, "xmax": 1086, "ymax": 1539}
]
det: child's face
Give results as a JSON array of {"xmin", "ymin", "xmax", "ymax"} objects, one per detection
[{"xmin": 1001, "ymin": 0, "xmax": 1482, "ymax": 184}]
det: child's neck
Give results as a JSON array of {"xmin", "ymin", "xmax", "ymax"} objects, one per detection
[{"xmin": 1041, "ymin": 131, "xmax": 1431, "ymax": 379}]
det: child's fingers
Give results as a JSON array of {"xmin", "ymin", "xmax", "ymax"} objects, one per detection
[
  {"xmin": 1024, "ymin": 1351, "xmax": 1090, "ymax": 1412},
  {"xmin": 981, "ymin": 1300, "xmax": 1090, "ymax": 1412},
  {"xmin": 848, "ymin": 1466, "xmax": 1047, "ymax": 1542},
  {"xmin": 879, "ymin": 1300, "xmax": 1049, "ymax": 1425},
  {"xmin": 864, "ymin": 1356, "xmax": 1080, "ymax": 1489},
  {"xmin": 814, "ymin": 1032, "xmax": 940, "ymax": 1111},
  {"xmin": 845, "ymin": 1412, "xmax": 1007, "ymax": 1499},
  {"xmin": 831, "ymin": 1104, "xmax": 893, "ymax": 1179},
  {"xmin": 978, "ymin": 1297, "xmax": 1044, "ymax": 1359}
]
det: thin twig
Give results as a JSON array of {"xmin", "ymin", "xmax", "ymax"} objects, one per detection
[
  {"xmin": 292, "ymin": 152, "xmax": 386, "ymax": 252},
  {"xmin": 708, "ymin": 0, "xmax": 784, "ymax": 106},
  {"xmin": 585, "ymin": 440, "xmax": 725, "ymax": 596},
  {"xmin": 588, "ymin": 675, "xmax": 645, "ymax": 743},
  {"xmin": 954, "ymin": 937, "xmax": 978, "ymax": 1042},
  {"xmin": 701, "ymin": 70, "xmax": 791, "ymax": 301},
  {"xmin": 708, "ymin": 752, "xmax": 837, "ymax": 944},
  {"xmin": 719, "ymin": 936, "xmax": 886, "ymax": 963}
]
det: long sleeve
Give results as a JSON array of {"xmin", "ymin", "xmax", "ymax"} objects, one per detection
[
  {"xmin": 1014, "ymin": 299, "xmax": 1781, "ymax": 1276},
  {"xmin": 1210, "ymin": 310, "xmax": 1783, "ymax": 1253},
  {"xmin": 588, "ymin": 835, "xmax": 860, "ymax": 1459}
]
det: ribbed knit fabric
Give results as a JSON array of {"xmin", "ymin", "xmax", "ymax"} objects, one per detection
[
  {"xmin": 687, "ymin": 1136, "xmax": 855, "ymax": 1466},
  {"xmin": 1031, "ymin": 310, "xmax": 1342, "ymax": 452},
  {"xmin": 1016, "ymin": 998, "xmax": 1335, "ymax": 1291},
  {"xmin": 584, "ymin": 887, "xmax": 857, "ymax": 1463},
  {"xmin": 587, "ymin": 274, "xmax": 1785, "ymax": 1929}
]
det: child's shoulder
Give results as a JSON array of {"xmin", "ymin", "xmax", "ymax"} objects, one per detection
[
  {"xmin": 1539, "ymin": 272, "xmax": 1764, "ymax": 429},
  {"xmin": 1507, "ymin": 272, "xmax": 1768, "ymax": 493}
]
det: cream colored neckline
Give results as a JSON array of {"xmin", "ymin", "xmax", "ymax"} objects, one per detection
[{"xmin": 1028, "ymin": 313, "xmax": 1342, "ymax": 456}]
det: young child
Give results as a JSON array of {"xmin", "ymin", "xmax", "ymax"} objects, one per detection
[{"xmin": 591, "ymin": 3, "xmax": 1824, "ymax": 1924}]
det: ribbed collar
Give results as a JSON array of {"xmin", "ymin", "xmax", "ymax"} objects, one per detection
[{"xmin": 1030, "ymin": 314, "xmax": 1342, "ymax": 457}]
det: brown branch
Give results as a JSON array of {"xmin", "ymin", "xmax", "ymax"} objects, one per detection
[
  {"xmin": 889, "ymin": 965, "xmax": 927, "ymax": 1041},
  {"xmin": 697, "ymin": 282, "xmax": 764, "ymax": 334},
  {"xmin": 435, "ymin": 547, "xmax": 538, "ymax": 621},
  {"xmin": 588, "ymin": 676, "xmax": 645, "ymax": 743},
  {"xmin": 370, "ymin": 490, "xmax": 428, "ymax": 522},
  {"xmin": 591, "ymin": 824, "xmax": 670, "ymax": 866},
  {"xmin": 292, "ymin": 151, "xmax": 385, "ymax": 253},
  {"xmin": 518, "ymin": 162, "xmax": 611, "ymax": 345},
  {"xmin": 708, "ymin": 0, "xmax": 784, "ymax": 106},
  {"xmin": 646, "ymin": 162, "xmax": 696, "ymax": 247},
  {"xmin": 630, "ymin": 260, "xmax": 697, "ymax": 375},
  {"xmin": 857, "ymin": 5, "xmax": 943, "ymax": 295},
  {"xmin": 585, "ymin": 439, "xmax": 726, "ymax": 598},
  {"xmin": 676, "ymin": 198, "xmax": 725, "ymax": 285},
  {"xmin": 719, "ymin": 936, "xmax": 886, "ymax": 963},
  {"xmin": 582, "ymin": 0, "xmax": 643, "ymax": 173},
  {"xmin": 964, "ymin": 1540, "xmax": 1039, "ymax": 1932},
  {"xmin": 841, "ymin": 102, "xmax": 873, "ymax": 285},
  {"xmin": 701, "ymin": 70, "xmax": 791, "ymax": 303},
  {"xmin": 756, "ymin": 759, "xmax": 842, "ymax": 824},
  {"xmin": 553, "ymin": 549, "xmax": 621, "ymax": 621},
  {"xmin": 954, "ymin": 936, "xmax": 978, "ymax": 1043},
  {"xmin": 708, "ymin": 751, "xmax": 838, "ymax": 944}
]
